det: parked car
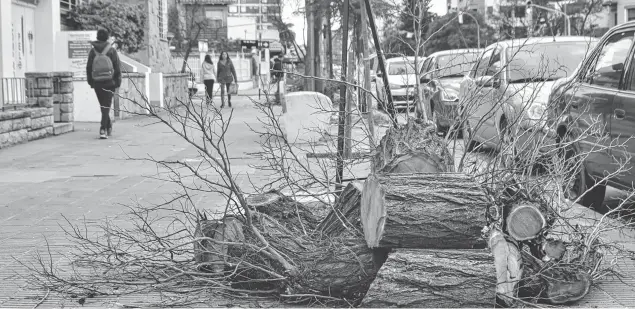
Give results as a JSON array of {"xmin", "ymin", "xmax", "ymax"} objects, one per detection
[
  {"xmin": 418, "ymin": 49, "xmax": 482, "ymax": 133},
  {"xmin": 459, "ymin": 36, "xmax": 598, "ymax": 167},
  {"xmin": 375, "ymin": 56, "xmax": 423, "ymax": 111},
  {"xmin": 548, "ymin": 23, "xmax": 635, "ymax": 211}
]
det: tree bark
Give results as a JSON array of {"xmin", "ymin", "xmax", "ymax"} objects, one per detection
[
  {"xmin": 317, "ymin": 181, "xmax": 364, "ymax": 237},
  {"xmin": 230, "ymin": 212, "xmax": 379, "ymax": 300},
  {"xmin": 361, "ymin": 249, "xmax": 496, "ymax": 308},
  {"xmin": 361, "ymin": 172, "xmax": 489, "ymax": 249},
  {"xmin": 245, "ymin": 190, "xmax": 320, "ymax": 233},
  {"xmin": 194, "ymin": 216, "xmax": 245, "ymax": 273},
  {"xmin": 505, "ymin": 201, "xmax": 546, "ymax": 241},
  {"xmin": 374, "ymin": 119, "xmax": 454, "ymax": 173}
]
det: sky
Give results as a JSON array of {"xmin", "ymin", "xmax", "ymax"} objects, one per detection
[{"xmin": 281, "ymin": 0, "xmax": 448, "ymax": 46}]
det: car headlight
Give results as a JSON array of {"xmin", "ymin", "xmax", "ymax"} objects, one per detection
[
  {"xmin": 527, "ymin": 103, "xmax": 546, "ymax": 120},
  {"xmin": 440, "ymin": 90, "xmax": 458, "ymax": 103}
]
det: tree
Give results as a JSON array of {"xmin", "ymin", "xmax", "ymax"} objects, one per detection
[
  {"xmin": 65, "ymin": 0, "xmax": 146, "ymax": 54},
  {"xmin": 167, "ymin": 2, "xmax": 211, "ymax": 73},
  {"xmin": 425, "ymin": 11, "xmax": 497, "ymax": 55}
]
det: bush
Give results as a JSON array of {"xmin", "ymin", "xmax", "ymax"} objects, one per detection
[{"xmin": 65, "ymin": 0, "xmax": 146, "ymax": 54}]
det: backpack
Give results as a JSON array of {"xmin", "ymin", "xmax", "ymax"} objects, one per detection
[{"xmin": 91, "ymin": 45, "xmax": 114, "ymax": 82}]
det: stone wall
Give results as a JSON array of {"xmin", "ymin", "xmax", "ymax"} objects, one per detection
[
  {"xmin": 163, "ymin": 73, "xmax": 189, "ymax": 108},
  {"xmin": 116, "ymin": 73, "xmax": 149, "ymax": 119},
  {"xmin": 0, "ymin": 71, "xmax": 75, "ymax": 148}
]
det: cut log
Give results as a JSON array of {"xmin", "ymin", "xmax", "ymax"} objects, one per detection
[
  {"xmin": 194, "ymin": 216, "xmax": 245, "ymax": 273},
  {"xmin": 246, "ymin": 190, "xmax": 319, "ymax": 233},
  {"xmin": 361, "ymin": 249, "xmax": 496, "ymax": 308},
  {"xmin": 488, "ymin": 229, "xmax": 523, "ymax": 306},
  {"xmin": 505, "ymin": 201, "xmax": 546, "ymax": 241},
  {"xmin": 317, "ymin": 181, "xmax": 364, "ymax": 237},
  {"xmin": 361, "ymin": 173, "xmax": 489, "ymax": 249},
  {"xmin": 542, "ymin": 265, "xmax": 592, "ymax": 305},
  {"xmin": 228, "ymin": 212, "xmax": 379, "ymax": 300},
  {"xmin": 374, "ymin": 118, "xmax": 454, "ymax": 173}
]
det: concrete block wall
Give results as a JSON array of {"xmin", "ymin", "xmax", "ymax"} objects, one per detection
[
  {"xmin": 163, "ymin": 73, "xmax": 188, "ymax": 109},
  {"xmin": 52, "ymin": 72, "xmax": 75, "ymax": 123}
]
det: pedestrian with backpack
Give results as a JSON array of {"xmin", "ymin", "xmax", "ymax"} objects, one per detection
[{"xmin": 86, "ymin": 28, "xmax": 121, "ymax": 139}]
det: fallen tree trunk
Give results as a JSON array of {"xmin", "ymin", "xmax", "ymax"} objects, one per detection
[
  {"xmin": 374, "ymin": 118, "xmax": 454, "ymax": 173},
  {"xmin": 361, "ymin": 173, "xmax": 489, "ymax": 249},
  {"xmin": 228, "ymin": 212, "xmax": 379, "ymax": 301},
  {"xmin": 361, "ymin": 249, "xmax": 496, "ymax": 308},
  {"xmin": 317, "ymin": 182, "xmax": 364, "ymax": 237},
  {"xmin": 194, "ymin": 216, "xmax": 245, "ymax": 273},
  {"xmin": 246, "ymin": 190, "xmax": 319, "ymax": 233}
]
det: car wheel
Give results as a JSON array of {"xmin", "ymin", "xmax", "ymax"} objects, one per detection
[{"xmin": 558, "ymin": 134, "xmax": 607, "ymax": 212}]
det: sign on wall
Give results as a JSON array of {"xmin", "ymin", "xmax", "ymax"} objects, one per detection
[{"xmin": 56, "ymin": 31, "xmax": 97, "ymax": 75}]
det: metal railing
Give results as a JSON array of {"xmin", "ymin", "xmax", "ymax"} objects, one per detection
[{"xmin": 1, "ymin": 78, "xmax": 27, "ymax": 111}]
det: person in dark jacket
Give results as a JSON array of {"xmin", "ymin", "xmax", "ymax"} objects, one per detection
[
  {"xmin": 86, "ymin": 28, "xmax": 122, "ymax": 139},
  {"xmin": 216, "ymin": 51, "xmax": 238, "ymax": 108}
]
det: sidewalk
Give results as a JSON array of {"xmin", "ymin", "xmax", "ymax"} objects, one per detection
[{"xmin": 0, "ymin": 96, "xmax": 274, "ymax": 308}]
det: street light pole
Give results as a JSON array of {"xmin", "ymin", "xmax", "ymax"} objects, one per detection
[
  {"xmin": 459, "ymin": 11, "xmax": 480, "ymax": 49},
  {"xmin": 527, "ymin": 2, "xmax": 571, "ymax": 36}
]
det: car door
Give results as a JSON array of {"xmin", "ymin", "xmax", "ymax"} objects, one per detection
[
  {"xmin": 461, "ymin": 49, "xmax": 494, "ymax": 143},
  {"xmin": 606, "ymin": 31, "xmax": 635, "ymax": 189},
  {"xmin": 464, "ymin": 47, "xmax": 503, "ymax": 146},
  {"xmin": 565, "ymin": 30, "xmax": 635, "ymax": 182}
]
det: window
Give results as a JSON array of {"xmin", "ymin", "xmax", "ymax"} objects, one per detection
[
  {"xmin": 628, "ymin": 8, "xmax": 635, "ymax": 21},
  {"xmin": 245, "ymin": 6, "xmax": 259, "ymax": 13},
  {"xmin": 485, "ymin": 49, "xmax": 502, "ymax": 77},
  {"xmin": 60, "ymin": 0, "xmax": 89, "ymax": 12},
  {"xmin": 206, "ymin": 9, "xmax": 225, "ymax": 27},
  {"xmin": 473, "ymin": 49, "xmax": 494, "ymax": 77},
  {"xmin": 514, "ymin": 6, "xmax": 526, "ymax": 18},
  {"xmin": 584, "ymin": 31, "xmax": 634, "ymax": 89},
  {"xmin": 436, "ymin": 53, "xmax": 480, "ymax": 78},
  {"xmin": 487, "ymin": 6, "xmax": 493, "ymax": 15},
  {"xmin": 241, "ymin": 6, "xmax": 247, "ymax": 12},
  {"xmin": 157, "ymin": 0, "xmax": 167, "ymax": 39},
  {"xmin": 229, "ymin": 5, "xmax": 238, "ymax": 13},
  {"xmin": 243, "ymin": 0, "xmax": 260, "ymax": 3},
  {"xmin": 388, "ymin": 61, "xmax": 416, "ymax": 75}
]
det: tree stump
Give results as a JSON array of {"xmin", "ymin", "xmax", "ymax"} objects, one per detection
[
  {"xmin": 361, "ymin": 173, "xmax": 489, "ymax": 249},
  {"xmin": 374, "ymin": 118, "xmax": 454, "ymax": 173},
  {"xmin": 317, "ymin": 181, "xmax": 364, "ymax": 237},
  {"xmin": 194, "ymin": 216, "xmax": 245, "ymax": 273},
  {"xmin": 361, "ymin": 249, "xmax": 496, "ymax": 308}
]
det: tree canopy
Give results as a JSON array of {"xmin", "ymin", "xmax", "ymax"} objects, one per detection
[
  {"xmin": 65, "ymin": 0, "xmax": 146, "ymax": 54},
  {"xmin": 425, "ymin": 11, "xmax": 497, "ymax": 54}
]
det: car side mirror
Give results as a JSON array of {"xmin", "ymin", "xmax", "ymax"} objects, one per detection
[{"xmin": 612, "ymin": 62, "xmax": 625, "ymax": 72}]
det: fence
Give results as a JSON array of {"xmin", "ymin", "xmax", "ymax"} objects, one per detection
[
  {"xmin": 173, "ymin": 55, "xmax": 253, "ymax": 83},
  {"xmin": 1, "ymin": 78, "xmax": 27, "ymax": 111}
]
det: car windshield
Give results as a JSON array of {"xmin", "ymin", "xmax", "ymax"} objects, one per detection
[
  {"xmin": 388, "ymin": 61, "xmax": 416, "ymax": 75},
  {"xmin": 436, "ymin": 53, "xmax": 479, "ymax": 78},
  {"xmin": 506, "ymin": 41, "xmax": 596, "ymax": 83}
]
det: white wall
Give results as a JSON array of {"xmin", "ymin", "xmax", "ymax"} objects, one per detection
[
  {"xmin": 55, "ymin": 31, "xmax": 97, "ymax": 76},
  {"xmin": 227, "ymin": 16, "xmax": 258, "ymax": 40},
  {"xmin": 0, "ymin": 0, "xmax": 12, "ymax": 77},
  {"xmin": 35, "ymin": 0, "xmax": 60, "ymax": 72},
  {"xmin": 73, "ymin": 78, "xmax": 107, "ymax": 122}
]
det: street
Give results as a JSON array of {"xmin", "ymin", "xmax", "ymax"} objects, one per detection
[{"xmin": 1, "ymin": 94, "xmax": 634, "ymax": 307}]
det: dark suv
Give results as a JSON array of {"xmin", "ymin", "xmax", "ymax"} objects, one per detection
[{"xmin": 549, "ymin": 22, "xmax": 635, "ymax": 212}]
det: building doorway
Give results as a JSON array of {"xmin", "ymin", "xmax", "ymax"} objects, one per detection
[{"xmin": 11, "ymin": 2, "xmax": 36, "ymax": 78}]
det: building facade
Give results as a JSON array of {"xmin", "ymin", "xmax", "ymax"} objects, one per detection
[
  {"xmin": 177, "ymin": 0, "xmax": 235, "ymax": 44},
  {"xmin": 228, "ymin": 0, "xmax": 281, "ymax": 34}
]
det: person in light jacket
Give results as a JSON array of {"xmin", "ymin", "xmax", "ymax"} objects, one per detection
[
  {"xmin": 217, "ymin": 51, "xmax": 238, "ymax": 108},
  {"xmin": 201, "ymin": 55, "xmax": 216, "ymax": 104}
]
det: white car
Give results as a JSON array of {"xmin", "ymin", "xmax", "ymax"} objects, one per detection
[
  {"xmin": 459, "ymin": 36, "xmax": 599, "ymax": 164},
  {"xmin": 375, "ymin": 56, "xmax": 423, "ymax": 111}
]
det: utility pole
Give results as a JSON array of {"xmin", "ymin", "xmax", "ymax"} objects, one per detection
[
  {"xmin": 305, "ymin": 0, "xmax": 315, "ymax": 91},
  {"xmin": 363, "ymin": 0, "xmax": 396, "ymax": 126},
  {"xmin": 336, "ymin": 0, "xmax": 350, "ymax": 187}
]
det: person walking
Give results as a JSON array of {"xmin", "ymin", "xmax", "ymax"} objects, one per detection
[
  {"xmin": 201, "ymin": 54, "xmax": 216, "ymax": 104},
  {"xmin": 86, "ymin": 28, "xmax": 121, "ymax": 139},
  {"xmin": 271, "ymin": 54, "xmax": 284, "ymax": 105},
  {"xmin": 251, "ymin": 50, "xmax": 259, "ymax": 88},
  {"xmin": 216, "ymin": 51, "xmax": 237, "ymax": 108}
]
